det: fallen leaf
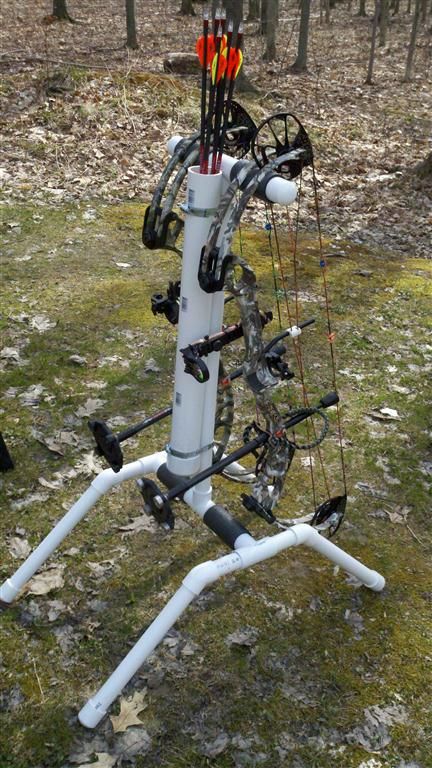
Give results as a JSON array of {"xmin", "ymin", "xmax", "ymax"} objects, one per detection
[
  {"xmin": 368, "ymin": 407, "xmax": 401, "ymax": 421},
  {"xmin": 87, "ymin": 559, "xmax": 115, "ymax": 578},
  {"xmin": 69, "ymin": 354, "xmax": 87, "ymax": 365},
  {"xmin": 75, "ymin": 452, "xmax": 105, "ymax": 476},
  {"xmin": 11, "ymin": 491, "xmax": 49, "ymax": 511},
  {"xmin": 144, "ymin": 357, "xmax": 161, "ymax": 373},
  {"xmin": 8, "ymin": 536, "xmax": 31, "ymax": 559},
  {"xmin": 109, "ymin": 691, "xmax": 147, "ymax": 733},
  {"xmin": 75, "ymin": 398, "xmax": 106, "ymax": 418},
  {"xmin": 0, "ymin": 347, "xmax": 21, "ymax": 362},
  {"xmin": 226, "ymin": 627, "xmax": 258, "ymax": 648},
  {"xmin": 33, "ymin": 431, "xmax": 64, "ymax": 455},
  {"xmin": 27, "ymin": 565, "xmax": 65, "ymax": 596},
  {"xmin": 78, "ymin": 752, "xmax": 118, "ymax": 768},
  {"xmin": 19, "ymin": 384, "xmax": 46, "ymax": 407},
  {"xmin": 118, "ymin": 515, "xmax": 156, "ymax": 533},
  {"xmin": 201, "ymin": 733, "xmax": 230, "ymax": 758},
  {"xmin": 30, "ymin": 314, "xmax": 57, "ymax": 332},
  {"xmin": 386, "ymin": 506, "xmax": 410, "ymax": 524}
]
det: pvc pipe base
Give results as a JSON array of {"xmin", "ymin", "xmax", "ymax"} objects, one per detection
[
  {"xmin": 365, "ymin": 572, "xmax": 386, "ymax": 592},
  {"xmin": 78, "ymin": 699, "xmax": 107, "ymax": 729},
  {"xmin": 0, "ymin": 578, "xmax": 19, "ymax": 604}
]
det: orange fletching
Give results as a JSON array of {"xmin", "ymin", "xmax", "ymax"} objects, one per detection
[
  {"xmin": 211, "ymin": 49, "xmax": 227, "ymax": 84},
  {"xmin": 196, "ymin": 33, "xmax": 228, "ymax": 69},
  {"xmin": 226, "ymin": 48, "xmax": 243, "ymax": 79}
]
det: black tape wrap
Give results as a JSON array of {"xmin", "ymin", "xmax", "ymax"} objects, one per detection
[{"xmin": 203, "ymin": 504, "xmax": 251, "ymax": 549}]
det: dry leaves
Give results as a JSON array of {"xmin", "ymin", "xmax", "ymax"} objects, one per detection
[
  {"xmin": 27, "ymin": 564, "xmax": 65, "ymax": 596},
  {"xmin": 78, "ymin": 753, "xmax": 118, "ymax": 768},
  {"xmin": 368, "ymin": 407, "xmax": 402, "ymax": 422},
  {"xmin": 29, "ymin": 314, "xmax": 57, "ymax": 332},
  {"xmin": 109, "ymin": 690, "xmax": 147, "ymax": 734},
  {"xmin": 75, "ymin": 398, "xmax": 107, "ymax": 418},
  {"xmin": 118, "ymin": 514, "xmax": 156, "ymax": 534},
  {"xmin": 7, "ymin": 535, "xmax": 31, "ymax": 560}
]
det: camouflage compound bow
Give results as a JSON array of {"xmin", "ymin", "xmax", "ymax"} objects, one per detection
[{"xmin": 137, "ymin": 101, "xmax": 348, "ymax": 537}]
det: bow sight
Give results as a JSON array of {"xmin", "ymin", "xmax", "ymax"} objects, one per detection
[{"xmin": 0, "ymin": 8, "xmax": 385, "ymax": 731}]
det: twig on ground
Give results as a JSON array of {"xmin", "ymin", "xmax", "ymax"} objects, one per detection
[
  {"xmin": 406, "ymin": 524, "xmax": 423, "ymax": 545},
  {"xmin": 31, "ymin": 656, "xmax": 46, "ymax": 703}
]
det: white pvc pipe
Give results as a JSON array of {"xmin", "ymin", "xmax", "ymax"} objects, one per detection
[
  {"xmin": 0, "ymin": 451, "xmax": 166, "ymax": 604},
  {"xmin": 167, "ymin": 166, "xmax": 224, "ymax": 477},
  {"xmin": 78, "ymin": 523, "xmax": 384, "ymax": 728},
  {"xmin": 78, "ymin": 582, "xmax": 196, "ymax": 729},
  {"xmin": 167, "ymin": 136, "xmax": 298, "ymax": 205}
]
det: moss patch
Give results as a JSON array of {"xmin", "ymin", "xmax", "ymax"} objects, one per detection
[{"xmin": 1, "ymin": 201, "xmax": 431, "ymax": 768}]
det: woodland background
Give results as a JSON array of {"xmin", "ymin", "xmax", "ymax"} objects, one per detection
[{"xmin": 0, "ymin": 2, "xmax": 431, "ymax": 768}]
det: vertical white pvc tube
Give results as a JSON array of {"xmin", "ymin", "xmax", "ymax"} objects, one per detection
[
  {"xmin": 167, "ymin": 168, "xmax": 223, "ymax": 477},
  {"xmin": 196, "ymin": 194, "xmax": 235, "ymax": 499}
]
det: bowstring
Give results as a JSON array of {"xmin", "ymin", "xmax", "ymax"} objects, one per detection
[
  {"xmin": 281, "ymin": 189, "xmax": 331, "ymax": 504},
  {"xmin": 267, "ymin": 191, "xmax": 322, "ymax": 512},
  {"xmin": 311, "ymin": 160, "xmax": 348, "ymax": 497}
]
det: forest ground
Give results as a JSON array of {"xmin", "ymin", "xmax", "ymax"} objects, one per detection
[{"xmin": 0, "ymin": 2, "xmax": 431, "ymax": 768}]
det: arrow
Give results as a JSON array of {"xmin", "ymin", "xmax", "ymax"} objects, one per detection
[
  {"xmin": 202, "ymin": 19, "xmax": 224, "ymax": 173},
  {"xmin": 210, "ymin": 19, "xmax": 233, "ymax": 174},
  {"xmin": 196, "ymin": 9, "xmax": 209, "ymax": 173},
  {"xmin": 216, "ymin": 22, "xmax": 244, "ymax": 172}
]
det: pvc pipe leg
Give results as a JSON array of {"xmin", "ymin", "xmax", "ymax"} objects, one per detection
[
  {"xmin": 77, "ymin": 525, "xmax": 385, "ymax": 728},
  {"xmin": 78, "ymin": 583, "xmax": 196, "ymax": 728},
  {"xmin": 0, "ymin": 452, "xmax": 166, "ymax": 605},
  {"xmin": 0, "ymin": 484, "xmax": 102, "ymax": 604},
  {"xmin": 302, "ymin": 525, "xmax": 385, "ymax": 591}
]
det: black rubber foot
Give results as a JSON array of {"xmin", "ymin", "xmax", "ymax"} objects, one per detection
[{"xmin": 0, "ymin": 433, "xmax": 14, "ymax": 472}]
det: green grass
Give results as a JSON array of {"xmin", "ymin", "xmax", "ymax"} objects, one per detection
[{"xmin": 0, "ymin": 201, "xmax": 431, "ymax": 767}]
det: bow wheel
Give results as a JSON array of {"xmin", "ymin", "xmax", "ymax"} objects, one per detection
[
  {"xmin": 251, "ymin": 112, "xmax": 314, "ymax": 179},
  {"xmin": 222, "ymin": 100, "xmax": 257, "ymax": 159}
]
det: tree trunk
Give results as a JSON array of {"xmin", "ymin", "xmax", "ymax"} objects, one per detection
[
  {"xmin": 247, "ymin": 0, "xmax": 260, "ymax": 20},
  {"xmin": 52, "ymin": 0, "xmax": 74, "ymax": 22},
  {"xmin": 263, "ymin": 0, "xmax": 278, "ymax": 60},
  {"xmin": 414, "ymin": 151, "xmax": 432, "ymax": 178},
  {"xmin": 291, "ymin": 0, "xmax": 311, "ymax": 73},
  {"xmin": 357, "ymin": 0, "xmax": 367, "ymax": 15},
  {"xmin": 260, "ymin": 0, "xmax": 268, "ymax": 34},
  {"xmin": 379, "ymin": 0, "xmax": 389, "ymax": 45},
  {"xmin": 403, "ymin": 0, "xmax": 421, "ymax": 80},
  {"xmin": 222, "ymin": 0, "xmax": 258, "ymax": 91},
  {"xmin": 125, "ymin": 0, "xmax": 138, "ymax": 49},
  {"xmin": 179, "ymin": 0, "xmax": 196, "ymax": 15},
  {"xmin": 365, "ymin": 0, "xmax": 380, "ymax": 83}
]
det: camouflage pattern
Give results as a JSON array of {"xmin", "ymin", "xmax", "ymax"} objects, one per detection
[
  {"xmin": 203, "ymin": 151, "xmax": 305, "ymax": 515},
  {"xmin": 144, "ymin": 134, "xmax": 199, "ymax": 254},
  {"xmin": 148, "ymin": 146, "xmax": 305, "ymax": 516},
  {"xmin": 213, "ymin": 361, "xmax": 234, "ymax": 462}
]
